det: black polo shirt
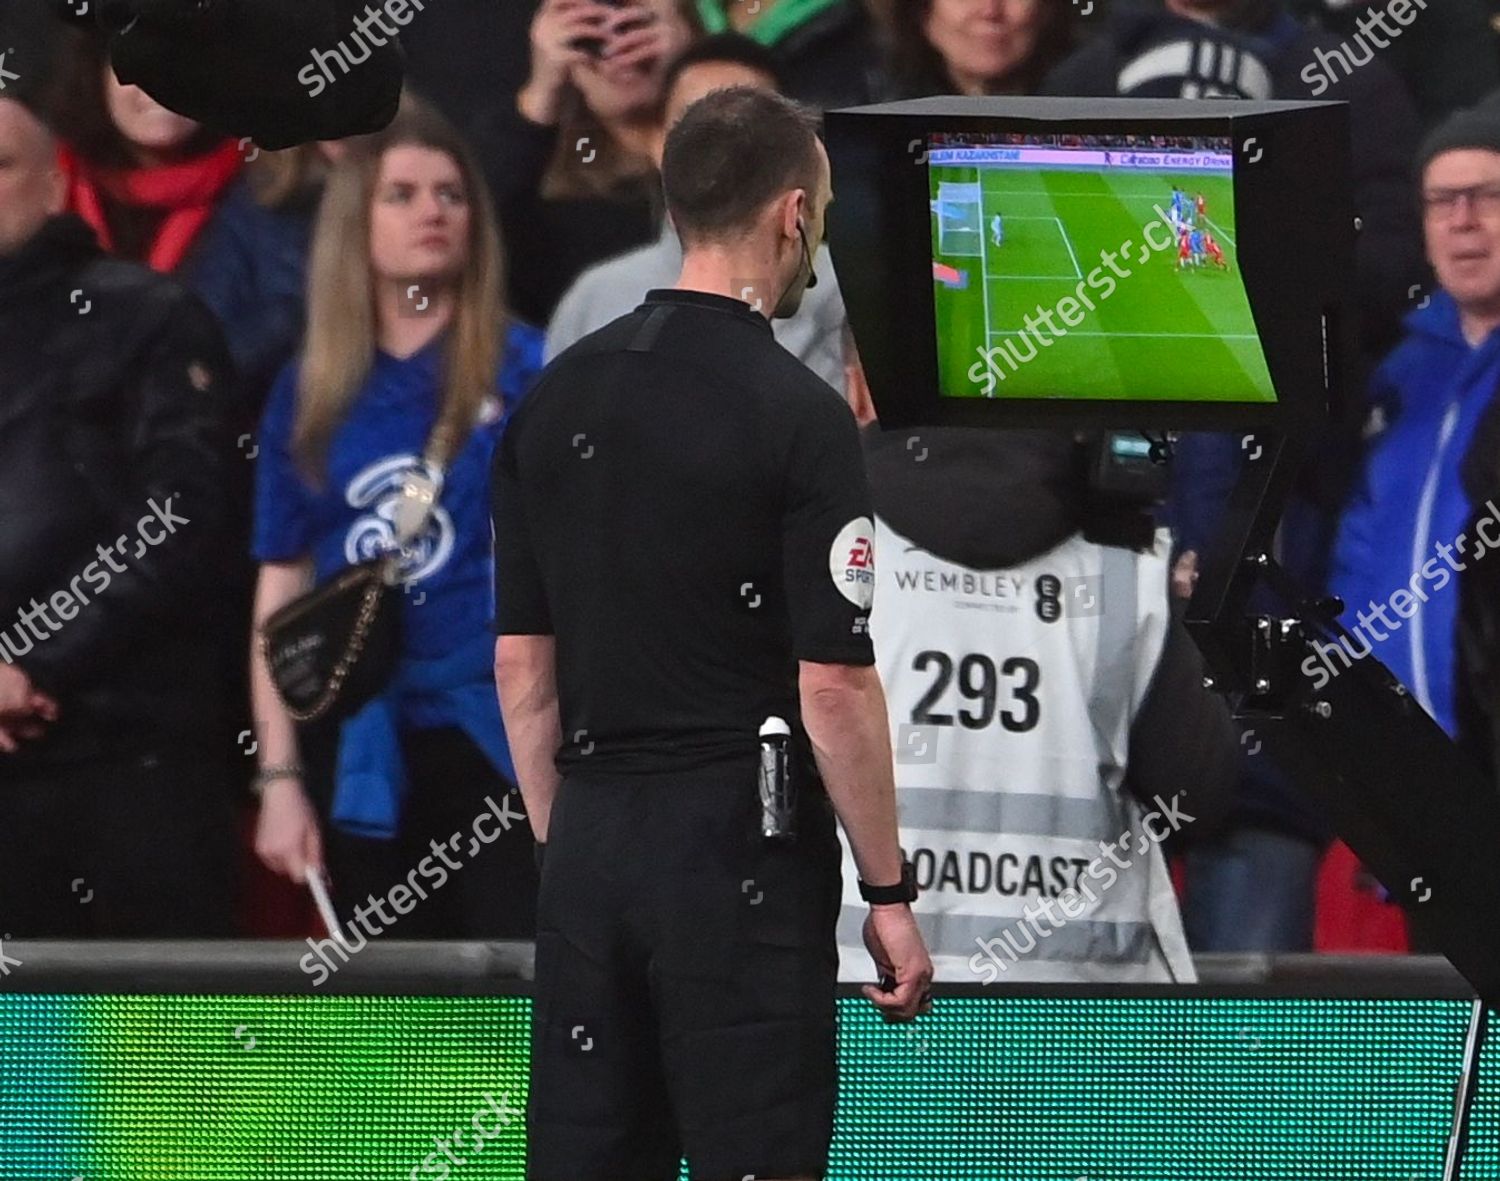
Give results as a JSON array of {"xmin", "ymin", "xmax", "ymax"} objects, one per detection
[{"xmin": 492, "ymin": 288, "xmax": 876, "ymax": 778}]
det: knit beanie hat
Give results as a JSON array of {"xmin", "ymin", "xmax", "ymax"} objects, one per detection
[{"xmin": 1417, "ymin": 101, "xmax": 1500, "ymax": 178}]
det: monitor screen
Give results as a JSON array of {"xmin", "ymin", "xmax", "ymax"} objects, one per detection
[{"xmin": 927, "ymin": 132, "xmax": 1277, "ymax": 405}]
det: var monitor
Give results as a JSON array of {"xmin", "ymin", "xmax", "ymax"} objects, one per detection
[{"xmin": 824, "ymin": 97, "xmax": 1355, "ymax": 433}]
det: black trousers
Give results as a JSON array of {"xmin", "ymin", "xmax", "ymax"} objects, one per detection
[
  {"xmin": 0, "ymin": 747, "xmax": 236, "ymax": 937},
  {"xmin": 300, "ymin": 722, "xmax": 539, "ymax": 940},
  {"xmin": 528, "ymin": 763, "xmax": 841, "ymax": 1181}
]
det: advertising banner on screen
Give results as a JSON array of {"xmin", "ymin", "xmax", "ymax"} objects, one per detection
[{"xmin": 928, "ymin": 147, "xmax": 1233, "ymax": 172}]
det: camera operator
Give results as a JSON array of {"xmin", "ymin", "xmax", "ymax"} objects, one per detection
[
  {"xmin": 492, "ymin": 86, "xmax": 932, "ymax": 1180},
  {"xmin": 842, "ymin": 348, "xmax": 1237, "ymax": 982}
]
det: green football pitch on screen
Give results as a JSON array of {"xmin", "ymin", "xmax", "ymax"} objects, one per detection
[{"xmin": 930, "ymin": 164, "xmax": 1278, "ymax": 403}]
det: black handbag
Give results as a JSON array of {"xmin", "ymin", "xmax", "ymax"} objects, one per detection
[{"xmin": 259, "ymin": 459, "xmax": 442, "ymax": 725}]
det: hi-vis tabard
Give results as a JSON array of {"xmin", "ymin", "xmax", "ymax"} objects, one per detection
[{"xmin": 836, "ymin": 518, "xmax": 1195, "ymax": 984}]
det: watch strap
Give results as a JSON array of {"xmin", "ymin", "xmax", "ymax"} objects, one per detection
[{"xmin": 858, "ymin": 861, "xmax": 917, "ymax": 904}]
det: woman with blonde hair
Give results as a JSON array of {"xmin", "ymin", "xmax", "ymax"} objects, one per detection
[{"xmin": 249, "ymin": 101, "xmax": 543, "ymax": 940}]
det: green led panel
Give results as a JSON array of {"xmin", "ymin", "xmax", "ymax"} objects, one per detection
[{"xmin": 2, "ymin": 994, "xmax": 1496, "ymax": 1179}]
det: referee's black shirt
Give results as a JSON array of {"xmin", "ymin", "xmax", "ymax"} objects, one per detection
[{"xmin": 492, "ymin": 288, "xmax": 876, "ymax": 779}]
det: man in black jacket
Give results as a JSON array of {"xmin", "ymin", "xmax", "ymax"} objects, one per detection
[{"xmin": 0, "ymin": 94, "xmax": 237, "ymax": 937}]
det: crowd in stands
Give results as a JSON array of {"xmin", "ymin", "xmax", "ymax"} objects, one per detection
[{"xmin": 4, "ymin": 0, "xmax": 1500, "ymax": 972}]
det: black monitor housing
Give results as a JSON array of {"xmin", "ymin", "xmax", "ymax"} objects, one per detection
[{"xmin": 825, "ymin": 95, "xmax": 1354, "ymax": 438}]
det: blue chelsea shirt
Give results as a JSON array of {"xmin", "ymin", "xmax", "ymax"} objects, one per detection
[{"xmin": 252, "ymin": 322, "xmax": 545, "ymax": 837}]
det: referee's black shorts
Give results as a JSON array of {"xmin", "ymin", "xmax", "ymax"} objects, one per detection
[{"xmin": 526, "ymin": 757, "xmax": 842, "ymax": 1181}]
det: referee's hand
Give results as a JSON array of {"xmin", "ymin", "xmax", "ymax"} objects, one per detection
[{"xmin": 860, "ymin": 905, "xmax": 934, "ymax": 1022}]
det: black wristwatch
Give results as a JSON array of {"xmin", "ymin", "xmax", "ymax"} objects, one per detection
[{"xmin": 858, "ymin": 861, "xmax": 917, "ymax": 905}]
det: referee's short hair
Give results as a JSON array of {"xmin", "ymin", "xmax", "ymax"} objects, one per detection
[{"xmin": 661, "ymin": 86, "xmax": 823, "ymax": 247}]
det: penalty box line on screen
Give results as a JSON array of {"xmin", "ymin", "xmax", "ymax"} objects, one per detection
[
  {"xmin": 987, "ymin": 215, "xmax": 1083, "ymax": 279},
  {"xmin": 981, "ymin": 218, "xmax": 1178, "ymax": 277},
  {"xmin": 1202, "ymin": 216, "xmax": 1237, "ymax": 249}
]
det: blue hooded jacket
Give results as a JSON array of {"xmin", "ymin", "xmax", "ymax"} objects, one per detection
[{"xmin": 1330, "ymin": 292, "xmax": 1500, "ymax": 736}]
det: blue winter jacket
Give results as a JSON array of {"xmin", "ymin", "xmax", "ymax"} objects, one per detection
[{"xmin": 1330, "ymin": 292, "xmax": 1500, "ymax": 736}]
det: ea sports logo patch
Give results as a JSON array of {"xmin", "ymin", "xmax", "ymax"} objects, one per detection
[{"xmin": 831, "ymin": 517, "xmax": 875, "ymax": 608}]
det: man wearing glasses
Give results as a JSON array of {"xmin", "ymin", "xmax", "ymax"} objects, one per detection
[{"xmin": 1329, "ymin": 103, "xmax": 1500, "ymax": 759}]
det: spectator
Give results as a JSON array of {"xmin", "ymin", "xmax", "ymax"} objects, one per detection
[
  {"xmin": 693, "ymin": 0, "xmax": 881, "ymax": 108},
  {"xmin": 839, "ymin": 339, "xmax": 1236, "ymax": 982},
  {"xmin": 249, "ymin": 102, "xmax": 544, "ymax": 940},
  {"xmin": 1288, "ymin": 0, "xmax": 1500, "ymax": 131},
  {"xmin": 880, "ymin": 0, "xmax": 1078, "ymax": 99},
  {"xmin": 186, "ymin": 97, "xmax": 431, "ymax": 820},
  {"xmin": 0, "ymin": 91, "xmax": 237, "ymax": 936},
  {"xmin": 50, "ymin": 32, "xmax": 244, "ymax": 273},
  {"xmin": 475, "ymin": 0, "xmax": 702, "ymax": 326},
  {"xmin": 1334, "ymin": 105, "xmax": 1500, "ymax": 746},
  {"xmin": 546, "ymin": 33, "xmax": 848, "ymax": 389}
]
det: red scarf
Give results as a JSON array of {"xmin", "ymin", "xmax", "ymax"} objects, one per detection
[{"xmin": 58, "ymin": 138, "xmax": 245, "ymax": 274}]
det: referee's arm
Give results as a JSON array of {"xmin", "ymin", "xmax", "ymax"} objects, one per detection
[
  {"xmin": 491, "ymin": 419, "xmax": 561, "ymax": 845},
  {"xmin": 494, "ymin": 636, "xmax": 562, "ymax": 843},
  {"xmin": 783, "ymin": 397, "xmax": 900, "ymax": 887},
  {"xmin": 786, "ymin": 391, "xmax": 933, "ymax": 1019},
  {"xmin": 802, "ymin": 664, "xmax": 904, "ymax": 890}
]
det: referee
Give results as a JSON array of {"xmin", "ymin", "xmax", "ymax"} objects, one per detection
[{"xmin": 492, "ymin": 87, "xmax": 933, "ymax": 1181}]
